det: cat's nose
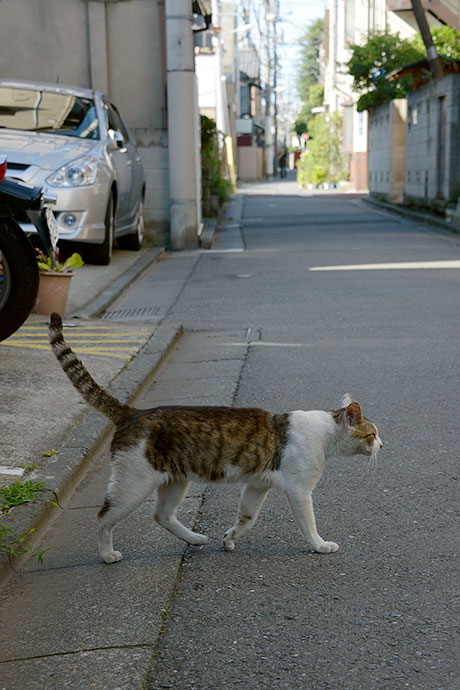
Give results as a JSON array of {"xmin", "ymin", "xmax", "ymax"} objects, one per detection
[{"xmin": 379, "ymin": 441, "xmax": 383, "ymax": 449}]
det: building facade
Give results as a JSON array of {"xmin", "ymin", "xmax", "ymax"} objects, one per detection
[
  {"xmin": 322, "ymin": 0, "xmax": 451, "ymax": 190},
  {"xmin": 0, "ymin": 0, "xmax": 206, "ymax": 248}
]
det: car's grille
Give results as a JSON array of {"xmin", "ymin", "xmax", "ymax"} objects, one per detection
[{"xmin": 6, "ymin": 162, "xmax": 29, "ymax": 172}]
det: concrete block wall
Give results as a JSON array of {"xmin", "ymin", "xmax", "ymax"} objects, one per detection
[
  {"xmin": 368, "ymin": 100, "xmax": 407, "ymax": 203},
  {"xmin": 368, "ymin": 104, "xmax": 392, "ymax": 196},
  {"xmin": 405, "ymin": 74, "xmax": 460, "ymax": 210}
]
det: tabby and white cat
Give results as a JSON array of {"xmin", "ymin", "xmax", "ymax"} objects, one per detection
[{"xmin": 49, "ymin": 313, "xmax": 382, "ymax": 564}]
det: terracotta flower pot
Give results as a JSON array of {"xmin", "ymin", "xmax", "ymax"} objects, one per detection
[{"xmin": 32, "ymin": 271, "xmax": 74, "ymax": 316}]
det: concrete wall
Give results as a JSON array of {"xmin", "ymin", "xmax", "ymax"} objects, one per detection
[
  {"xmin": 238, "ymin": 146, "xmax": 264, "ymax": 180},
  {"xmin": 368, "ymin": 100, "xmax": 407, "ymax": 203},
  {"xmin": 405, "ymin": 74, "xmax": 460, "ymax": 211},
  {"xmin": 0, "ymin": 0, "xmax": 169, "ymax": 244}
]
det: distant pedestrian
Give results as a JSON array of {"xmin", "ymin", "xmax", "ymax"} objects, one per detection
[{"xmin": 278, "ymin": 147, "xmax": 287, "ymax": 179}]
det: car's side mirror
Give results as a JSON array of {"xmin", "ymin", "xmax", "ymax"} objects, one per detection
[{"xmin": 108, "ymin": 129, "xmax": 124, "ymax": 150}]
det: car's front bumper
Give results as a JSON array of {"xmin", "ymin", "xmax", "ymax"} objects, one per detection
[{"xmin": 13, "ymin": 171, "xmax": 110, "ymax": 244}]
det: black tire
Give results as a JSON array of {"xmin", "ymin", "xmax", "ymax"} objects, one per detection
[
  {"xmin": 118, "ymin": 199, "xmax": 144, "ymax": 251},
  {"xmin": 0, "ymin": 219, "xmax": 39, "ymax": 341},
  {"xmin": 84, "ymin": 193, "xmax": 114, "ymax": 265}
]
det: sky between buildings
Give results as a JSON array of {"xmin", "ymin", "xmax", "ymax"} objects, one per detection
[{"xmin": 278, "ymin": 0, "xmax": 328, "ymax": 111}]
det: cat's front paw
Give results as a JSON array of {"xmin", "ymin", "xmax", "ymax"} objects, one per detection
[
  {"xmin": 102, "ymin": 550, "xmax": 123, "ymax": 564},
  {"xmin": 313, "ymin": 541, "xmax": 339, "ymax": 554},
  {"xmin": 223, "ymin": 529, "xmax": 235, "ymax": 552}
]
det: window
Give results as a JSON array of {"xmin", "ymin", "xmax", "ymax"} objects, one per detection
[
  {"xmin": 345, "ymin": 0, "xmax": 355, "ymax": 42},
  {"xmin": 106, "ymin": 103, "xmax": 130, "ymax": 142},
  {"xmin": 343, "ymin": 105, "xmax": 353, "ymax": 150},
  {"xmin": 0, "ymin": 87, "xmax": 99, "ymax": 139}
]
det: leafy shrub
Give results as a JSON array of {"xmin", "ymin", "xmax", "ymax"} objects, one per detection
[
  {"xmin": 296, "ymin": 112, "xmax": 348, "ymax": 187},
  {"xmin": 201, "ymin": 115, "xmax": 230, "ymax": 210}
]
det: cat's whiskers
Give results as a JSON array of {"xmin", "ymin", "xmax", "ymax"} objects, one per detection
[
  {"xmin": 363, "ymin": 449, "xmax": 379, "ymax": 477},
  {"xmin": 370, "ymin": 450, "xmax": 379, "ymax": 470}
]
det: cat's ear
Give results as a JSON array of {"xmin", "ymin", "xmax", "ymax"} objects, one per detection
[
  {"xmin": 345, "ymin": 401, "xmax": 363, "ymax": 426},
  {"xmin": 340, "ymin": 393, "xmax": 354, "ymax": 408}
]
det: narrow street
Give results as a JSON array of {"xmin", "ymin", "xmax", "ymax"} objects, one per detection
[
  {"xmin": 1, "ymin": 189, "xmax": 459, "ymax": 689},
  {"xmin": 145, "ymin": 191, "xmax": 460, "ymax": 689}
]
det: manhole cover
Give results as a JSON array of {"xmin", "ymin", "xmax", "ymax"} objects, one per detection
[{"xmin": 101, "ymin": 307, "xmax": 160, "ymax": 320}]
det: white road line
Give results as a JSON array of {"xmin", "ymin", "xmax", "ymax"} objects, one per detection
[{"xmin": 309, "ymin": 260, "xmax": 460, "ymax": 271}]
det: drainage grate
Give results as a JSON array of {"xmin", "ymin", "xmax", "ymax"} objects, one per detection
[{"xmin": 101, "ymin": 307, "xmax": 160, "ymax": 320}]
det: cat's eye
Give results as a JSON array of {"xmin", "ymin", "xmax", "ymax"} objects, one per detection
[{"xmin": 366, "ymin": 433, "xmax": 376, "ymax": 441}]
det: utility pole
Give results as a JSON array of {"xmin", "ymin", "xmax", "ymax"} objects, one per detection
[
  {"xmin": 272, "ymin": 0, "xmax": 279, "ymax": 177},
  {"xmin": 410, "ymin": 0, "xmax": 443, "ymax": 80},
  {"xmin": 263, "ymin": 0, "xmax": 272, "ymax": 178},
  {"xmin": 165, "ymin": 0, "xmax": 200, "ymax": 249}
]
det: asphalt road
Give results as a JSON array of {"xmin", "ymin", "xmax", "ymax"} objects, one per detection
[
  {"xmin": 1, "ymin": 190, "xmax": 459, "ymax": 689},
  {"xmin": 145, "ymin": 193, "xmax": 460, "ymax": 689}
]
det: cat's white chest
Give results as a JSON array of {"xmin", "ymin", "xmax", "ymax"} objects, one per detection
[{"xmin": 280, "ymin": 411, "xmax": 332, "ymax": 488}]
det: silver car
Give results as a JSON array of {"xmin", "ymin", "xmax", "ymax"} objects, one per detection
[{"xmin": 0, "ymin": 79, "xmax": 145, "ymax": 265}]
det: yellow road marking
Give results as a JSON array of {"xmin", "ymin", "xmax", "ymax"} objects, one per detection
[
  {"xmin": 16, "ymin": 327, "xmax": 149, "ymax": 335},
  {"xmin": 1, "ymin": 342, "xmax": 135, "ymax": 358},
  {"xmin": 1, "ymin": 319, "xmax": 155, "ymax": 358},
  {"xmin": 8, "ymin": 336, "xmax": 145, "ymax": 343}
]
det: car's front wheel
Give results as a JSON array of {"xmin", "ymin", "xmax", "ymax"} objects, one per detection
[
  {"xmin": 0, "ymin": 219, "xmax": 39, "ymax": 341},
  {"xmin": 85, "ymin": 192, "xmax": 114, "ymax": 265}
]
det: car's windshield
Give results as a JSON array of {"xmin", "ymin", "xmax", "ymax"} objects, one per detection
[{"xmin": 0, "ymin": 87, "xmax": 99, "ymax": 139}]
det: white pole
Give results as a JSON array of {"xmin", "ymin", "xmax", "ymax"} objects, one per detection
[
  {"xmin": 165, "ymin": 0, "xmax": 199, "ymax": 249},
  {"xmin": 212, "ymin": 0, "xmax": 226, "ymax": 136}
]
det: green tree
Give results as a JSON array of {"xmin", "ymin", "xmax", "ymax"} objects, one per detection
[
  {"xmin": 296, "ymin": 19, "xmax": 324, "ymax": 101},
  {"xmin": 347, "ymin": 27, "xmax": 460, "ymax": 111},
  {"xmin": 296, "ymin": 112, "xmax": 348, "ymax": 187},
  {"xmin": 346, "ymin": 31, "xmax": 421, "ymax": 111},
  {"xmin": 294, "ymin": 84, "xmax": 324, "ymax": 136},
  {"xmin": 295, "ymin": 19, "xmax": 324, "ymax": 134},
  {"xmin": 411, "ymin": 25, "xmax": 460, "ymax": 59}
]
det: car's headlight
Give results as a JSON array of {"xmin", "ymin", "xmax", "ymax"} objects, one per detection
[{"xmin": 46, "ymin": 157, "xmax": 99, "ymax": 187}]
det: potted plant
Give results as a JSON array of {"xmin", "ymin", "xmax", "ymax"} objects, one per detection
[{"xmin": 33, "ymin": 249, "xmax": 84, "ymax": 315}]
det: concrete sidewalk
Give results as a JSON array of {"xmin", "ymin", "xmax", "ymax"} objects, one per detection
[
  {"xmin": 0, "ymin": 245, "xmax": 172, "ymax": 584},
  {"xmin": 0, "ymin": 195, "xmax": 245, "ymax": 688},
  {"xmin": 0, "ymin": 193, "xmax": 245, "ymax": 585}
]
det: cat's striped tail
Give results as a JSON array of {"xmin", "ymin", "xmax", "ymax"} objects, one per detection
[{"xmin": 49, "ymin": 312, "xmax": 130, "ymax": 424}]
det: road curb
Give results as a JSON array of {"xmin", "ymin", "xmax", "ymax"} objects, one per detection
[
  {"xmin": 0, "ymin": 321, "xmax": 183, "ymax": 588},
  {"xmin": 363, "ymin": 196, "xmax": 460, "ymax": 236},
  {"xmin": 74, "ymin": 247, "xmax": 165, "ymax": 319},
  {"xmin": 199, "ymin": 218, "xmax": 218, "ymax": 249},
  {"xmin": 199, "ymin": 193, "xmax": 245, "ymax": 250}
]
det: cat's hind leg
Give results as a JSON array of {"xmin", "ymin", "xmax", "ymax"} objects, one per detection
[
  {"xmin": 98, "ymin": 447, "xmax": 160, "ymax": 564},
  {"xmin": 155, "ymin": 480, "xmax": 208, "ymax": 545},
  {"xmin": 223, "ymin": 485, "xmax": 270, "ymax": 552},
  {"xmin": 284, "ymin": 489, "xmax": 339, "ymax": 553}
]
